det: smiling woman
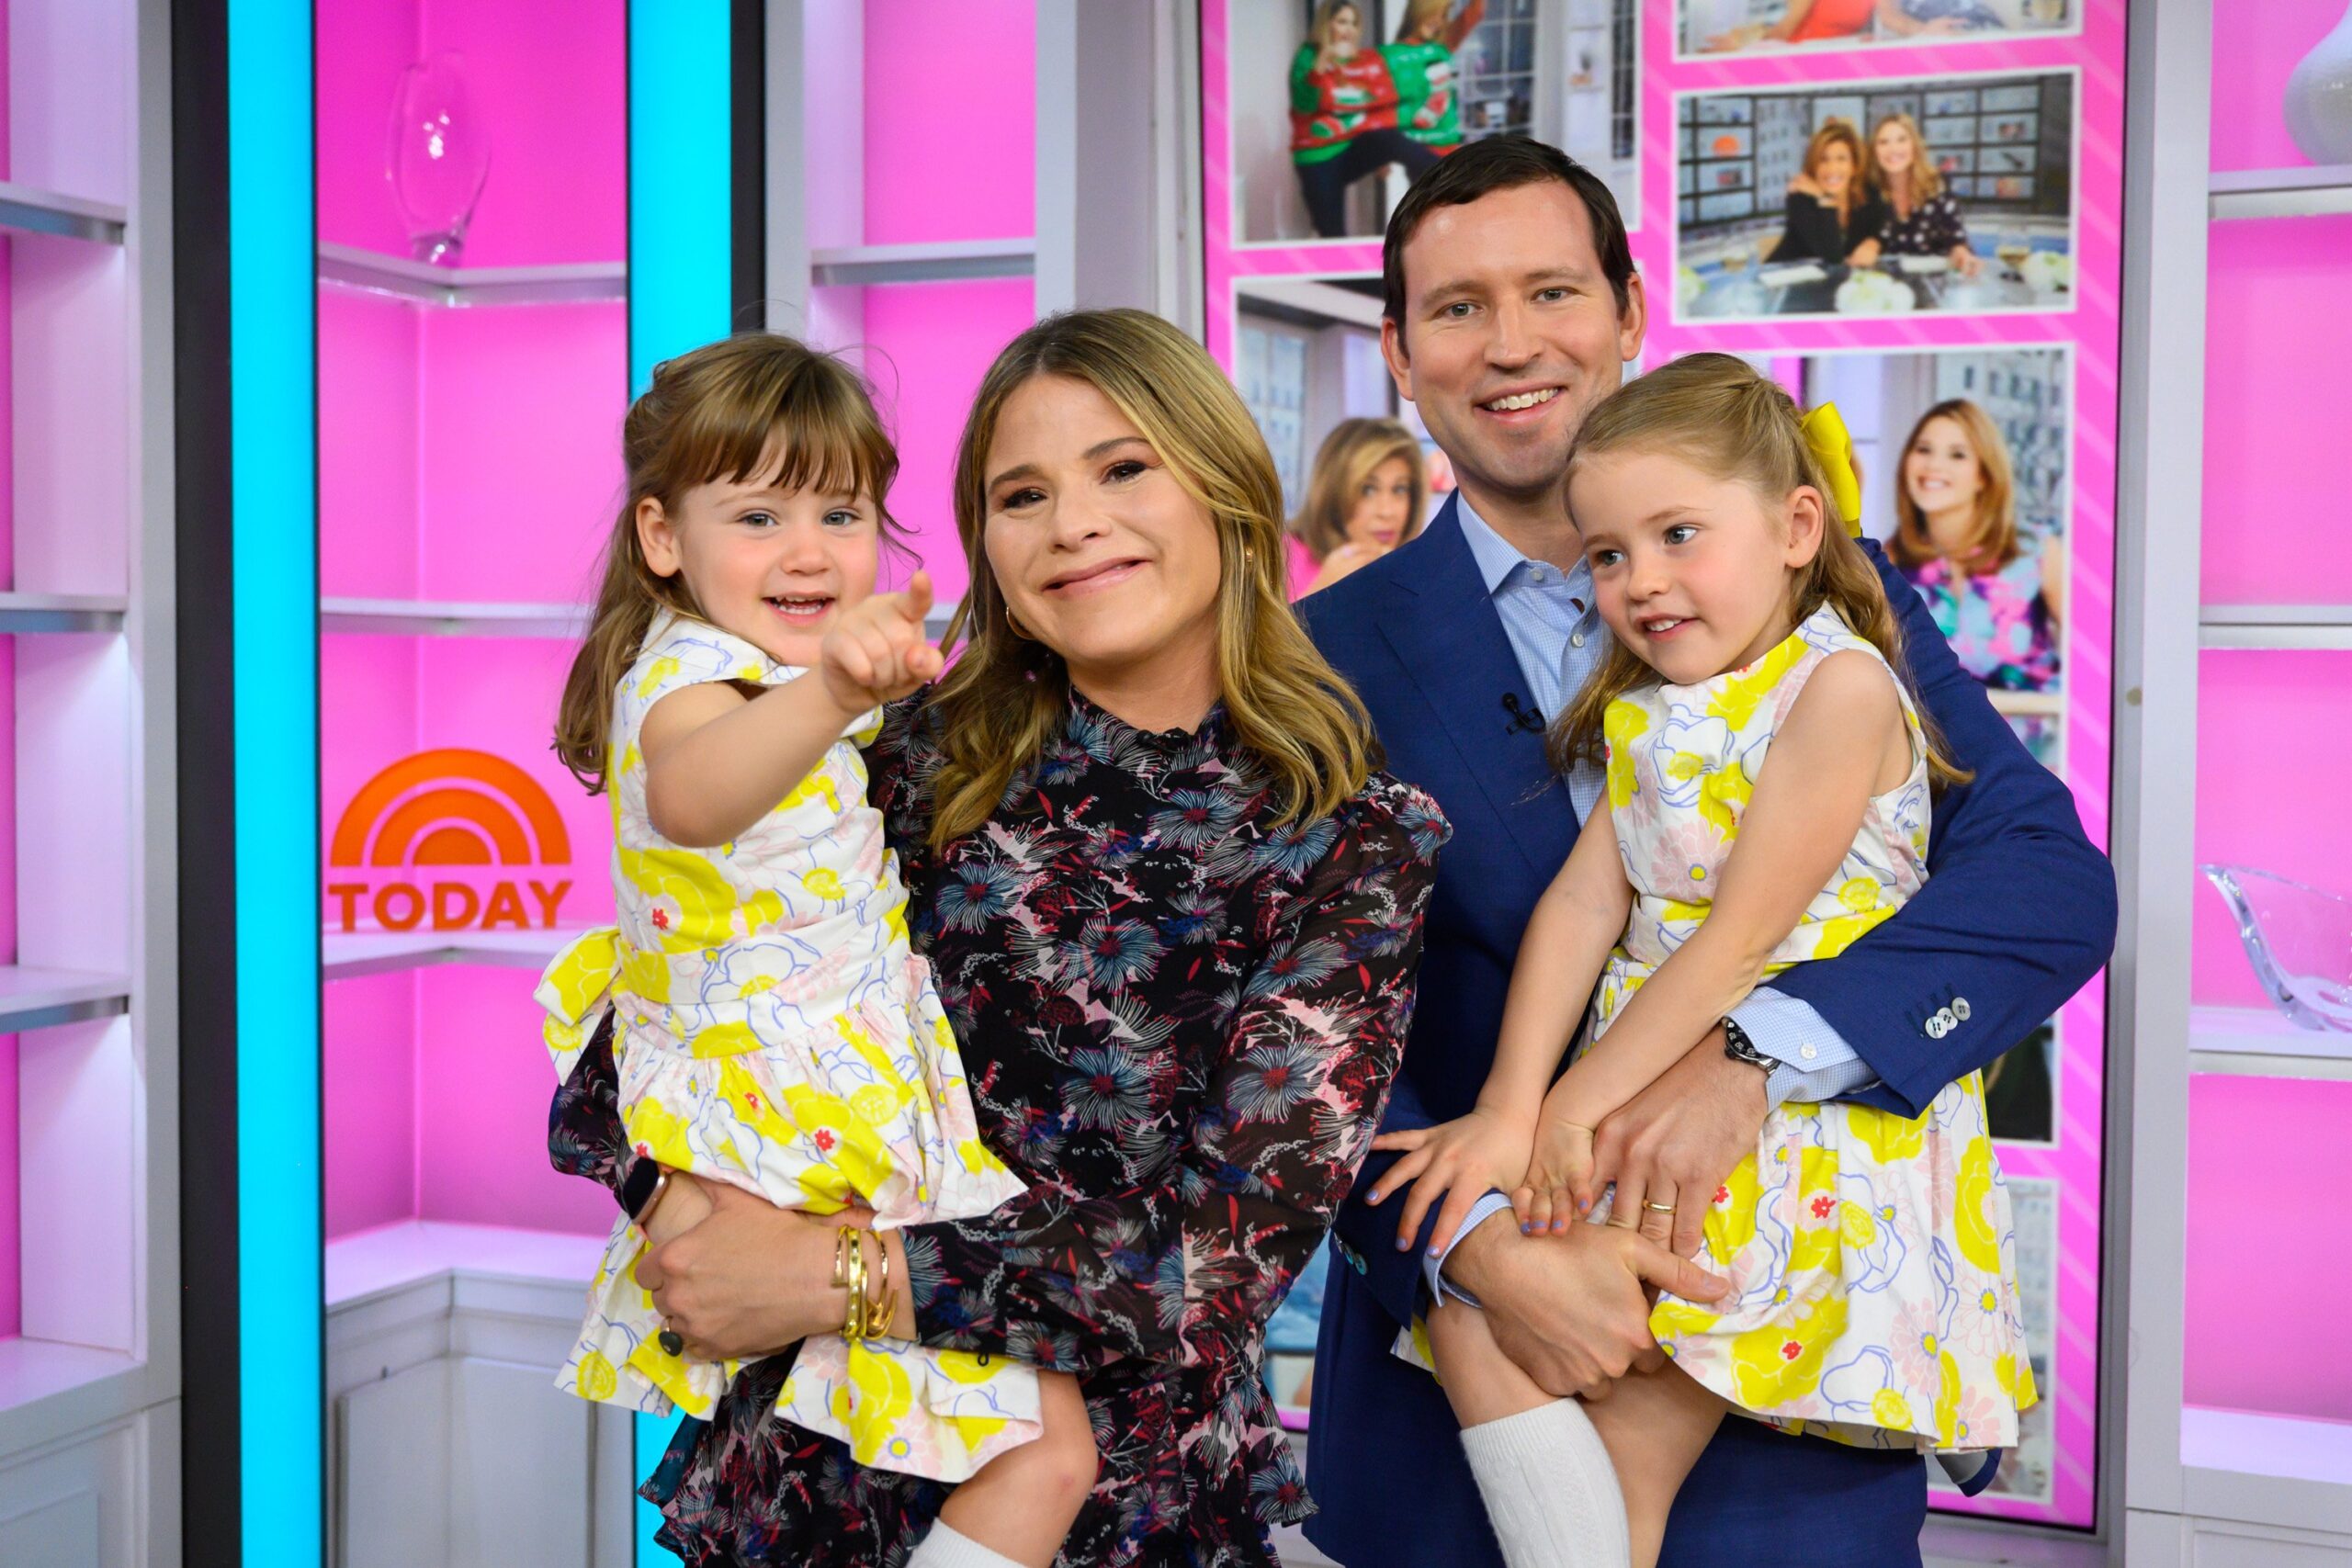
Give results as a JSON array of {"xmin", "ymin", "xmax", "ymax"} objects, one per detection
[{"xmin": 546, "ymin": 310, "xmax": 1453, "ymax": 1565}]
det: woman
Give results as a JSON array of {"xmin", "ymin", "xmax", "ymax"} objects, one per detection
[
  {"xmin": 1851, "ymin": 114, "xmax": 1982, "ymax": 276},
  {"xmin": 1289, "ymin": 417, "xmax": 1428, "ymax": 597},
  {"xmin": 1889, "ymin": 398, "xmax": 2062, "ymax": 693},
  {"xmin": 549, "ymin": 309, "xmax": 1448, "ymax": 1566},
  {"xmin": 1769, "ymin": 119, "xmax": 1887, "ymax": 267},
  {"xmin": 1289, "ymin": 0, "xmax": 1484, "ymax": 239}
]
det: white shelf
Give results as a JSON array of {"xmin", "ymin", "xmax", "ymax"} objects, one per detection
[
  {"xmin": 809, "ymin": 238, "xmax": 1035, "ymax": 287},
  {"xmin": 0, "ymin": 179, "xmax": 127, "ymax": 243},
  {"xmin": 2183, "ymin": 1406, "xmax": 2352, "ymax": 1489},
  {"xmin": 0, "ymin": 1338, "xmax": 141, "ymax": 1421},
  {"xmin": 2210, "ymin": 164, "xmax": 2352, "ymax": 221},
  {"xmin": 0, "ymin": 964, "xmax": 131, "ymax": 1033},
  {"xmin": 316, "ymin": 243, "xmax": 627, "ymax": 308},
  {"xmin": 322, "ymin": 926, "xmax": 586, "ymax": 981},
  {"xmin": 325, "ymin": 1219, "xmax": 607, "ymax": 1308},
  {"xmin": 2198, "ymin": 604, "xmax": 2352, "ymax": 650},
  {"xmin": 0, "ymin": 591, "xmax": 128, "ymax": 633},
  {"xmin": 2189, "ymin": 1005, "xmax": 2352, "ymax": 1081},
  {"xmin": 320, "ymin": 596, "xmax": 590, "ymax": 638}
]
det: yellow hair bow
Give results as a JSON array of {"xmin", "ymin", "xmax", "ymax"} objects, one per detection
[{"xmin": 1799, "ymin": 402, "xmax": 1864, "ymax": 536}]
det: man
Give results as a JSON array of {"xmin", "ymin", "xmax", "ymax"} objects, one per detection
[{"xmin": 1296, "ymin": 138, "xmax": 2115, "ymax": 1568}]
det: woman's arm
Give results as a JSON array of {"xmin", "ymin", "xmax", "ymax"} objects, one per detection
[
  {"xmin": 1441, "ymin": 0, "xmax": 1489, "ymax": 51},
  {"xmin": 1777, "ymin": 193, "xmax": 1834, "ymax": 265},
  {"xmin": 1544, "ymin": 654, "xmax": 1905, "ymax": 1139},
  {"xmin": 887, "ymin": 788, "xmax": 1442, "ymax": 1374},
  {"xmin": 2039, "ymin": 538, "xmax": 2068, "ymax": 633},
  {"xmin": 548, "ymin": 1012, "xmax": 631, "ymax": 1198},
  {"xmin": 1764, "ymin": 0, "xmax": 1821, "ymax": 40},
  {"xmin": 1366, "ymin": 798, "xmax": 1632, "ymax": 1249}
]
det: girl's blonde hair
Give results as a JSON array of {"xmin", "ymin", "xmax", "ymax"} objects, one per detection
[
  {"xmin": 1551, "ymin": 353, "xmax": 1969, "ymax": 790},
  {"xmin": 555, "ymin": 333, "xmax": 901, "ymax": 791},
  {"xmin": 1292, "ymin": 417, "xmax": 1429, "ymax": 561},
  {"xmin": 1310, "ymin": 0, "xmax": 1363, "ymax": 53},
  {"xmin": 1867, "ymin": 113, "xmax": 1947, "ymax": 207},
  {"xmin": 1803, "ymin": 119, "xmax": 1868, "ymax": 216},
  {"xmin": 1888, "ymin": 397, "xmax": 2018, "ymax": 576},
  {"xmin": 928, "ymin": 308, "xmax": 1379, "ymax": 851}
]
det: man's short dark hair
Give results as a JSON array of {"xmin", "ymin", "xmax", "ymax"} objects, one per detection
[{"xmin": 1380, "ymin": 136, "xmax": 1635, "ymax": 331}]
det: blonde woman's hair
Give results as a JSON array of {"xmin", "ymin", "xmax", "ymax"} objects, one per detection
[
  {"xmin": 1867, "ymin": 113, "xmax": 1946, "ymax": 207},
  {"xmin": 1888, "ymin": 398, "xmax": 2018, "ymax": 576},
  {"xmin": 1310, "ymin": 0, "xmax": 1363, "ymax": 53},
  {"xmin": 928, "ymin": 308, "xmax": 1380, "ymax": 851},
  {"xmin": 555, "ymin": 333, "xmax": 901, "ymax": 791},
  {"xmin": 1803, "ymin": 119, "xmax": 1869, "ymax": 218},
  {"xmin": 1292, "ymin": 417, "xmax": 1429, "ymax": 562},
  {"xmin": 1551, "ymin": 353, "xmax": 1970, "ymax": 790}
]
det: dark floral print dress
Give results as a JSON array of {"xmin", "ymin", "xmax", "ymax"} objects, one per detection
[{"xmin": 548, "ymin": 689, "xmax": 1447, "ymax": 1566}]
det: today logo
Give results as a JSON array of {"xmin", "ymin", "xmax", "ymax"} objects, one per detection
[{"xmin": 326, "ymin": 748, "xmax": 573, "ymax": 933}]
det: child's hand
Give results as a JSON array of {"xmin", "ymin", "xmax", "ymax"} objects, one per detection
[
  {"xmin": 1514, "ymin": 1114, "xmax": 1599, "ymax": 1236},
  {"xmin": 1367, "ymin": 1106, "xmax": 1536, "ymax": 1257},
  {"xmin": 820, "ymin": 570, "xmax": 944, "ymax": 717}
]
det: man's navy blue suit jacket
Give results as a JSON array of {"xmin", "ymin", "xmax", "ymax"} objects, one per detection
[{"xmin": 1295, "ymin": 494, "xmax": 2116, "ymax": 1568}]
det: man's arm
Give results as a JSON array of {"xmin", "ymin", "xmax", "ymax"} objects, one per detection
[{"xmin": 1766, "ymin": 541, "xmax": 2117, "ymax": 1114}]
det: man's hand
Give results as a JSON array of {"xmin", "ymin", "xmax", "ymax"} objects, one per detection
[
  {"xmin": 820, "ymin": 570, "xmax": 943, "ymax": 718},
  {"xmin": 639, "ymin": 1182, "xmax": 842, "ymax": 1361},
  {"xmin": 1590, "ymin": 1031, "xmax": 1769, "ymax": 1258},
  {"xmin": 1442, "ymin": 1211, "xmax": 1730, "ymax": 1400}
]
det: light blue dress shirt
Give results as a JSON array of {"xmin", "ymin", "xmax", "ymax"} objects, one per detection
[{"xmin": 1424, "ymin": 496, "xmax": 1876, "ymax": 1299}]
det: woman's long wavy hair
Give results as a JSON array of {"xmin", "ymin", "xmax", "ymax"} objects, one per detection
[
  {"xmin": 1550, "ymin": 354, "xmax": 1971, "ymax": 791},
  {"xmin": 554, "ymin": 333, "xmax": 901, "ymax": 791},
  {"xmin": 926, "ymin": 309, "xmax": 1380, "ymax": 851},
  {"xmin": 1292, "ymin": 417, "xmax": 1429, "ymax": 562},
  {"xmin": 1802, "ymin": 118, "xmax": 1869, "ymax": 221},
  {"xmin": 1866, "ymin": 113, "xmax": 1946, "ymax": 209},
  {"xmin": 1887, "ymin": 397, "xmax": 2018, "ymax": 576}
]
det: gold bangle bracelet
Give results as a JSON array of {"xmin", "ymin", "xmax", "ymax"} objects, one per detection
[
  {"xmin": 839, "ymin": 1225, "xmax": 867, "ymax": 1341},
  {"xmin": 864, "ymin": 1234, "xmax": 896, "ymax": 1340}
]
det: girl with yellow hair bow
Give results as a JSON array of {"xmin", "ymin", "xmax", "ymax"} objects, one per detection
[{"xmin": 1370, "ymin": 354, "xmax": 2030, "ymax": 1568}]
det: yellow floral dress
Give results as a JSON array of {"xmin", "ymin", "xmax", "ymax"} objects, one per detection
[
  {"xmin": 537, "ymin": 610, "xmax": 1035, "ymax": 1483},
  {"xmin": 1595, "ymin": 606, "xmax": 2035, "ymax": 1458}
]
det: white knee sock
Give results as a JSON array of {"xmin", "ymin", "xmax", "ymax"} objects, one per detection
[
  {"xmin": 907, "ymin": 1520, "xmax": 1027, "ymax": 1568},
  {"xmin": 1459, "ymin": 1399, "xmax": 1632, "ymax": 1568}
]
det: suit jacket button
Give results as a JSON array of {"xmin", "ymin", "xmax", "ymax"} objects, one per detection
[
  {"xmin": 1952, "ymin": 997, "xmax": 1972, "ymax": 1022},
  {"xmin": 1925, "ymin": 1016, "xmax": 1947, "ymax": 1039},
  {"xmin": 1937, "ymin": 1007, "xmax": 1959, "ymax": 1031}
]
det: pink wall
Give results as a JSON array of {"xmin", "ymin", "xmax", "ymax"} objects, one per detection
[
  {"xmin": 4, "ymin": 6, "xmax": 19, "ymax": 1341},
  {"xmin": 861, "ymin": 0, "xmax": 1035, "ymax": 247},
  {"xmin": 2183, "ymin": 1076, "xmax": 2352, "ymax": 1421},
  {"xmin": 861, "ymin": 278, "xmax": 1035, "ymax": 601},
  {"xmin": 317, "ymin": 0, "xmax": 623, "ymax": 267},
  {"xmin": 2210, "ymin": 0, "xmax": 2348, "ymax": 173},
  {"xmin": 324, "ymin": 970, "xmax": 420, "ymax": 1238}
]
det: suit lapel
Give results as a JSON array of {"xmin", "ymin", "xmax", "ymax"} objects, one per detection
[{"xmin": 1377, "ymin": 498, "xmax": 1581, "ymax": 881}]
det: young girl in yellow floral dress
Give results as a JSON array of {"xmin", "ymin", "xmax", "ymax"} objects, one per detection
[
  {"xmin": 537, "ymin": 334, "xmax": 1095, "ymax": 1568},
  {"xmin": 1374, "ymin": 354, "xmax": 2035, "ymax": 1568}
]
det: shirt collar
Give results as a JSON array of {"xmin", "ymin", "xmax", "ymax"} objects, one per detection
[{"xmin": 1453, "ymin": 489, "xmax": 1593, "ymax": 604}]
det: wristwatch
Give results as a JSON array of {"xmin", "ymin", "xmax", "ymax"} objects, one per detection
[
  {"xmin": 1722, "ymin": 1016, "xmax": 1775, "ymax": 1074},
  {"xmin": 617, "ymin": 1155, "xmax": 671, "ymax": 1227}
]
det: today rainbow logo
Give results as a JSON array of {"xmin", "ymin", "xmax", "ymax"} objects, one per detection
[{"xmin": 325, "ymin": 748, "xmax": 574, "ymax": 933}]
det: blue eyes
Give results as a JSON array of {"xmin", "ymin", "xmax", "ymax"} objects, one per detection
[{"xmin": 739, "ymin": 508, "xmax": 861, "ymax": 528}]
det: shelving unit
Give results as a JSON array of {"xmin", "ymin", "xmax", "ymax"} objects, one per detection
[
  {"xmin": 2115, "ymin": 3, "xmax": 2352, "ymax": 1562},
  {"xmin": 808, "ymin": 237, "xmax": 1035, "ymax": 287},
  {"xmin": 316, "ymin": 243, "xmax": 628, "ymax": 308},
  {"xmin": 319, "ymin": 597, "xmax": 589, "ymax": 638},
  {"xmin": 2209, "ymin": 164, "xmax": 2352, "ymax": 221},
  {"xmin": 321, "ymin": 927, "xmax": 584, "ymax": 982},
  {"xmin": 0, "ymin": 591, "xmax": 130, "ymax": 633},
  {"xmin": 0, "ymin": 179, "xmax": 130, "ymax": 244},
  {"xmin": 2197, "ymin": 603, "xmax": 2352, "ymax": 649},
  {"xmin": 0, "ymin": 966, "xmax": 133, "ymax": 1034}
]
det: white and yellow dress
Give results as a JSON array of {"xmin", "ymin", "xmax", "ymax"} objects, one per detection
[
  {"xmin": 1594, "ymin": 605, "xmax": 2035, "ymax": 1458},
  {"xmin": 538, "ymin": 609, "xmax": 1036, "ymax": 1483}
]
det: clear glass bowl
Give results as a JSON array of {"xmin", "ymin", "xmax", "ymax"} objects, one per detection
[{"xmin": 2201, "ymin": 865, "xmax": 2352, "ymax": 1032}]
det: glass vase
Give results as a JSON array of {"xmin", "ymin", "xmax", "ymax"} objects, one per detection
[
  {"xmin": 386, "ymin": 52, "xmax": 492, "ymax": 266},
  {"xmin": 2201, "ymin": 865, "xmax": 2352, "ymax": 1033}
]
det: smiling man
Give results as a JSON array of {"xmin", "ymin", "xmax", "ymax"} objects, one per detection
[{"xmin": 1295, "ymin": 138, "xmax": 2116, "ymax": 1568}]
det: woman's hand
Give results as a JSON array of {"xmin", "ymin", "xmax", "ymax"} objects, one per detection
[
  {"xmin": 1788, "ymin": 173, "xmax": 1824, "ymax": 201},
  {"xmin": 1951, "ymin": 243, "xmax": 1983, "ymax": 278},
  {"xmin": 1309, "ymin": 540, "xmax": 1387, "ymax": 593},
  {"xmin": 1368, "ymin": 1106, "xmax": 1536, "ymax": 1257},
  {"xmin": 820, "ymin": 570, "xmax": 944, "ymax": 719},
  {"xmin": 1849, "ymin": 238, "xmax": 1883, "ymax": 268},
  {"xmin": 639, "ymin": 1183, "xmax": 863, "ymax": 1361},
  {"xmin": 640, "ymin": 1167, "xmax": 715, "ymax": 1249}
]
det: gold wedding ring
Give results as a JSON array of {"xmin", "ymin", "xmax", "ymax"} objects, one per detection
[{"xmin": 1644, "ymin": 1201, "xmax": 1677, "ymax": 1214}]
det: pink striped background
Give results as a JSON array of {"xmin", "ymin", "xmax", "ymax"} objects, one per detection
[{"xmin": 1202, "ymin": 0, "xmax": 2123, "ymax": 1529}]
